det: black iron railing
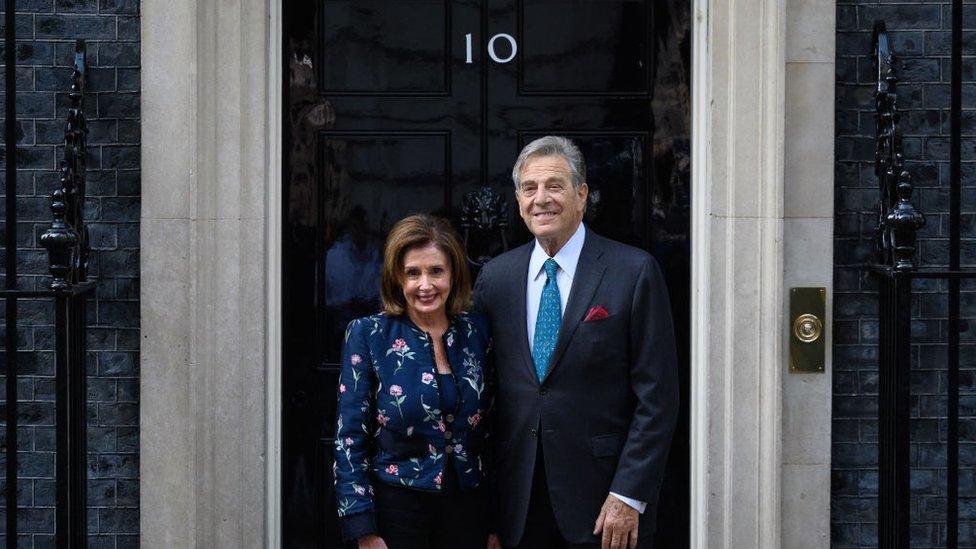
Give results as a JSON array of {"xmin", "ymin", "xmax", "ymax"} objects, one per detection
[
  {"xmin": 870, "ymin": 8, "xmax": 969, "ymax": 548},
  {"xmin": 1, "ymin": 23, "xmax": 93, "ymax": 549}
]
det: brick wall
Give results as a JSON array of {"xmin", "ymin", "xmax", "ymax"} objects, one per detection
[
  {"xmin": 834, "ymin": 2, "xmax": 976, "ymax": 547},
  {"xmin": 0, "ymin": 1, "xmax": 139, "ymax": 547}
]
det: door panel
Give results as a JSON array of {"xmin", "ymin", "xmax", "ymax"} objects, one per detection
[
  {"xmin": 282, "ymin": 1, "xmax": 691, "ymax": 546},
  {"xmin": 319, "ymin": 1, "xmax": 451, "ymax": 94},
  {"xmin": 519, "ymin": 1, "xmax": 649, "ymax": 94}
]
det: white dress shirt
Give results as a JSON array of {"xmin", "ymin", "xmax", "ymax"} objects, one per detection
[
  {"xmin": 525, "ymin": 223, "xmax": 647, "ymax": 514},
  {"xmin": 526, "ymin": 222, "xmax": 585, "ymax": 351}
]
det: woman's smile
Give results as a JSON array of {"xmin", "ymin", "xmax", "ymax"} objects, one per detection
[{"xmin": 401, "ymin": 242, "xmax": 452, "ymax": 321}]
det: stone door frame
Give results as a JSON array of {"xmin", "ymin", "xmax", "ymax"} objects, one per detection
[{"xmin": 140, "ymin": 0, "xmax": 833, "ymax": 547}]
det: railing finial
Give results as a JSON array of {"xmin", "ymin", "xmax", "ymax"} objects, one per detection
[
  {"xmin": 40, "ymin": 40, "xmax": 89, "ymax": 289},
  {"xmin": 872, "ymin": 20, "xmax": 924, "ymax": 271}
]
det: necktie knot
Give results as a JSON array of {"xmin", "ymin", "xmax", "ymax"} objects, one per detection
[{"xmin": 543, "ymin": 258, "xmax": 559, "ymax": 281}]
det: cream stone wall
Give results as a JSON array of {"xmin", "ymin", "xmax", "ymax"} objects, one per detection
[
  {"xmin": 782, "ymin": 0, "xmax": 834, "ymax": 546},
  {"xmin": 140, "ymin": 0, "xmax": 833, "ymax": 546}
]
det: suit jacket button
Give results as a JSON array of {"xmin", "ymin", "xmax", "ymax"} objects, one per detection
[
  {"xmin": 540, "ymin": 388, "xmax": 548, "ymax": 396},
  {"xmin": 530, "ymin": 428, "xmax": 538, "ymax": 437}
]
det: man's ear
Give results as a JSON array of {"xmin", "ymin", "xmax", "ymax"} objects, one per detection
[{"xmin": 578, "ymin": 182, "xmax": 589, "ymax": 209}]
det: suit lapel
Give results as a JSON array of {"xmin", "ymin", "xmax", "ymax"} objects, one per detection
[
  {"xmin": 543, "ymin": 234, "xmax": 606, "ymax": 383},
  {"xmin": 509, "ymin": 243, "xmax": 538, "ymax": 384}
]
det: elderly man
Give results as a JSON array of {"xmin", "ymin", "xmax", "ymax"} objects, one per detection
[{"xmin": 475, "ymin": 136, "xmax": 679, "ymax": 549}]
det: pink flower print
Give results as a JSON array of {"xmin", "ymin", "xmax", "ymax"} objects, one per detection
[
  {"xmin": 437, "ymin": 420, "xmax": 446, "ymax": 432},
  {"xmin": 387, "ymin": 338, "xmax": 416, "ymax": 374},
  {"xmin": 406, "ymin": 426, "xmax": 414, "ymax": 436},
  {"xmin": 389, "ymin": 385, "xmax": 406, "ymax": 419},
  {"xmin": 354, "ymin": 485, "xmax": 366, "ymax": 496},
  {"xmin": 428, "ymin": 443, "xmax": 437, "ymax": 455},
  {"xmin": 454, "ymin": 443, "xmax": 463, "ymax": 454},
  {"xmin": 386, "ymin": 464, "xmax": 399, "ymax": 475},
  {"xmin": 467, "ymin": 413, "xmax": 481, "ymax": 427},
  {"xmin": 339, "ymin": 384, "xmax": 346, "ymax": 393},
  {"xmin": 350, "ymin": 354, "xmax": 362, "ymax": 365},
  {"xmin": 434, "ymin": 471, "xmax": 443, "ymax": 485},
  {"xmin": 446, "ymin": 332, "xmax": 455, "ymax": 348},
  {"xmin": 421, "ymin": 372, "xmax": 434, "ymax": 385},
  {"xmin": 344, "ymin": 437, "xmax": 353, "ymax": 447},
  {"xmin": 376, "ymin": 412, "xmax": 389, "ymax": 426}
]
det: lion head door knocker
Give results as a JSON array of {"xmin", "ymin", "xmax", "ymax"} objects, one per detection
[{"xmin": 459, "ymin": 186, "xmax": 509, "ymax": 267}]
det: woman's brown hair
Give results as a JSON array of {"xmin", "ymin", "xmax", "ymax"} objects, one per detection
[{"xmin": 380, "ymin": 214, "xmax": 472, "ymax": 316}]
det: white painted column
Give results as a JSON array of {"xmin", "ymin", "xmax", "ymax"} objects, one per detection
[
  {"xmin": 691, "ymin": 0, "xmax": 786, "ymax": 546},
  {"xmin": 690, "ymin": 0, "xmax": 834, "ymax": 546},
  {"xmin": 140, "ymin": 0, "xmax": 270, "ymax": 546}
]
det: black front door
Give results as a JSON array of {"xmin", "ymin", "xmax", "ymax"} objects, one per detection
[{"xmin": 282, "ymin": 1, "xmax": 691, "ymax": 546}]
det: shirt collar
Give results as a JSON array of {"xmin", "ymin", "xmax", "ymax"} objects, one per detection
[{"xmin": 529, "ymin": 223, "xmax": 586, "ymax": 281}]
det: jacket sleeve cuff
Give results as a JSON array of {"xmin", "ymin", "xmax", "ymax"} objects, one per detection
[{"xmin": 340, "ymin": 510, "xmax": 378, "ymax": 542}]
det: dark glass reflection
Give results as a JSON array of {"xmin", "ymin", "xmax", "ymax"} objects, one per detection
[
  {"xmin": 283, "ymin": 1, "xmax": 691, "ymax": 546},
  {"xmin": 322, "ymin": 206, "xmax": 383, "ymax": 355}
]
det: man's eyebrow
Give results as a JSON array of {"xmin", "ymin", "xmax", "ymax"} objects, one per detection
[{"xmin": 522, "ymin": 176, "xmax": 566, "ymax": 185}]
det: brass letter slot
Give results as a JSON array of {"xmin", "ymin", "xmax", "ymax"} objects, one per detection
[{"xmin": 790, "ymin": 287, "xmax": 826, "ymax": 373}]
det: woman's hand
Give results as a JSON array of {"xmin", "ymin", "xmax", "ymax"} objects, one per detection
[
  {"xmin": 487, "ymin": 533, "xmax": 502, "ymax": 549},
  {"xmin": 358, "ymin": 534, "xmax": 388, "ymax": 549}
]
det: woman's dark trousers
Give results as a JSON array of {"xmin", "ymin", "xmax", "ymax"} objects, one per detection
[{"xmin": 373, "ymin": 459, "xmax": 489, "ymax": 549}]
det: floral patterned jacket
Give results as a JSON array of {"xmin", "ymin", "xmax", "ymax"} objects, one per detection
[{"xmin": 333, "ymin": 311, "xmax": 493, "ymax": 540}]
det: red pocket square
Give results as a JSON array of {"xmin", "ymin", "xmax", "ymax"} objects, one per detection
[{"xmin": 584, "ymin": 305, "xmax": 609, "ymax": 322}]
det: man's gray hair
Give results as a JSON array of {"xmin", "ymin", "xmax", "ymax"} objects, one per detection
[{"xmin": 511, "ymin": 136, "xmax": 586, "ymax": 190}]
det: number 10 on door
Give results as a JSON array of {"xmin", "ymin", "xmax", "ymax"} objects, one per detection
[{"xmin": 465, "ymin": 33, "xmax": 517, "ymax": 64}]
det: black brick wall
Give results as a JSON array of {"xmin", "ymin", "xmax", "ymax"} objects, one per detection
[
  {"xmin": 835, "ymin": 2, "xmax": 976, "ymax": 547},
  {"xmin": 0, "ymin": 1, "xmax": 139, "ymax": 547}
]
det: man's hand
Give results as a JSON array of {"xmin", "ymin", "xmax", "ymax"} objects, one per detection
[
  {"xmin": 487, "ymin": 533, "xmax": 502, "ymax": 549},
  {"xmin": 593, "ymin": 494, "xmax": 639, "ymax": 549},
  {"xmin": 357, "ymin": 534, "xmax": 388, "ymax": 549}
]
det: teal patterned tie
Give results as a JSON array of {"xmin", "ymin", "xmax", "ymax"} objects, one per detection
[{"xmin": 532, "ymin": 258, "xmax": 562, "ymax": 381}]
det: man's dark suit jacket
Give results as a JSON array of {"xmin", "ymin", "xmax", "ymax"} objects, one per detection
[{"xmin": 474, "ymin": 228, "xmax": 679, "ymax": 546}]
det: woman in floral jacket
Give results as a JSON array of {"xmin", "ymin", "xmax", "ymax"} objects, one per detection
[{"xmin": 334, "ymin": 214, "xmax": 496, "ymax": 549}]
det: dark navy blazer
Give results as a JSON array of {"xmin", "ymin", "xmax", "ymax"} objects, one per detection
[
  {"xmin": 474, "ymin": 229, "xmax": 679, "ymax": 546},
  {"xmin": 333, "ymin": 311, "xmax": 493, "ymax": 539}
]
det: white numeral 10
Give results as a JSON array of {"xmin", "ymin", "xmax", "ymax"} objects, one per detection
[{"xmin": 465, "ymin": 33, "xmax": 518, "ymax": 64}]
